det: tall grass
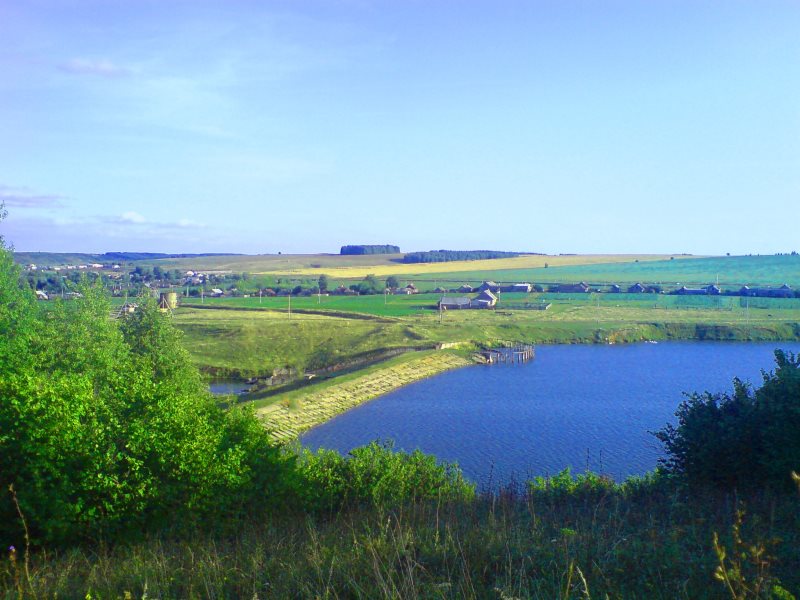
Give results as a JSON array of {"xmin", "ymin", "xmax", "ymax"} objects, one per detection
[{"xmin": 4, "ymin": 474, "xmax": 798, "ymax": 599}]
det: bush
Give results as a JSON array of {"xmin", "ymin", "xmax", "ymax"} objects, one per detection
[
  {"xmin": 297, "ymin": 441, "xmax": 475, "ymax": 512},
  {"xmin": 655, "ymin": 350, "xmax": 800, "ymax": 491},
  {"xmin": 0, "ymin": 235, "xmax": 296, "ymax": 544}
]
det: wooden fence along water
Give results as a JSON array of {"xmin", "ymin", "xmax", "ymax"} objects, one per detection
[{"xmin": 481, "ymin": 344, "xmax": 535, "ymax": 364}]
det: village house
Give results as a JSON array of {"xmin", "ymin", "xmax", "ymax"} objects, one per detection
[
  {"xmin": 674, "ymin": 285, "xmax": 721, "ymax": 295},
  {"xmin": 628, "ymin": 283, "xmax": 647, "ymax": 293},
  {"xmin": 457, "ymin": 284, "xmax": 474, "ymax": 293},
  {"xmin": 501, "ymin": 283, "xmax": 533, "ymax": 293},
  {"xmin": 471, "ymin": 289, "xmax": 498, "ymax": 308},
  {"xmin": 403, "ymin": 283, "xmax": 418, "ymax": 295},
  {"xmin": 739, "ymin": 284, "xmax": 793, "ymax": 298},
  {"xmin": 438, "ymin": 296, "xmax": 472, "ymax": 310},
  {"xmin": 477, "ymin": 281, "xmax": 501, "ymax": 293},
  {"xmin": 557, "ymin": 282, "xmax": 591, "ymax": 293},
  {"xmin": 35, "ymin": 290, "xmax": 49, "ymax": 300},
  {"xmin": 438, "ymin": 289, "xmax": 498, "ymax": 310}
]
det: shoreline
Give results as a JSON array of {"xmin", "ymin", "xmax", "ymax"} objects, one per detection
[
  {"xmin": 254, "ymin": 325, "xmax": 800, "ymax": 443},
  {"xmin": 257, "ymin": 350, "xmax": 473, "ymax": 443}
]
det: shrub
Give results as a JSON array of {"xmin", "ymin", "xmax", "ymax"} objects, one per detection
[
  {"xmin": 297, "ymin": 441, "xmax": 475, "ymax": 512},
  {"xmin": 655, "ymin": 350, "xmax": 800, "ymax": 491}
]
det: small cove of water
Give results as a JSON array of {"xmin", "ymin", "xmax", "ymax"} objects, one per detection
[
  {"xmin": 208, "ymin": 380, "xmax": 249, "ymax": 395},
  {"xmin": 301, "ymin": 341, "xmax": 800, "ymax": 486}
]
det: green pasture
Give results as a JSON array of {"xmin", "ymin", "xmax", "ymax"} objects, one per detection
[
  {"xmin": 181, "ymin": 292, "xmax": 442, "ymax": 317},
  {"xmin": 407, "ymin": 254, "xmax": 800, "ymax": 288},
  {"xmin": 172, "ymin": 306, "xmax": 437, "ymax": 377},
  {"xmin": 172, "ymin": 291, "xmax": 800, "ymax": 377}
]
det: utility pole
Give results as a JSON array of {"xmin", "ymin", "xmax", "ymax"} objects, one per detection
[
  {"xmin": 259, "ymin": 289, "xmax": 262, "ymax": 304},
  {"xmin": 288, "ymin": 292, "xmax": 291, "ymax": 319}
]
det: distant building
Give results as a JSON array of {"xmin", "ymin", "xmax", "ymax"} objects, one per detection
[
  {"xmin": 675, "ymin": 285, "xmax": 721, "ymax": 296},
  {"xmin": 739, "ymin": 284, "xmax": 793, "ymax": 298},
  {"xmin": 477, "ymin": 281, "xmax": 501, "ymax": 293},
  {"xmin": 628, "ymin": 283, "xmax": 647, "ymax": 293},
  {"xmin": 609, "ymin": 284, "xmax": 621, "ymax": 293},
  {"xmin": 557, "ymin": 282, "xmax": 591, "ymax": 293},
  {"xmin": 403, "ymin": 283, "xmax": 418, "ymax": 295},
  {"xmin": 457, "ymin": 284, "xmax": 474, "ymax": 293},
  {"xmin": 35, "ymin": 290, "xmax": 48, "ymax": 300},
  {"xmin": 501, "ymin": 283, "xmax": 533, "ymax": 293},
  {"xmin": 471, "ymin": 290, "xmax": 498, "ymax": 308},
  {"xmin": 210, "ymin": 288, "xmax": 224, "ymax": 297},
  {"xmin": 439, "ymin": 296, "xmax": 472, "ymax": 310}
]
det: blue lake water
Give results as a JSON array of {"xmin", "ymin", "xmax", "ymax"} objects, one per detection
[
  {"xmin": 209, "ymin": 380, "xmax": 249, "ymax": 395},
  {"xmin": 301, "ymin": 342, "xmax": 800, "ymax": 486}
]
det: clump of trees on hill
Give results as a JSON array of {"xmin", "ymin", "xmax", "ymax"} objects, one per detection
[
  {"xmin": 402, "ymin": 250, "xmax": 520, "ymax": 263},
  {"xmin": 340, "ymin": 245, "xmax": 400, "ymax": 255}
]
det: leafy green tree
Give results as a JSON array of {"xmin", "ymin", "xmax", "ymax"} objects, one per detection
[
  {"xmin": 655, "ymin": 350, "xmax": 800, "ymax": 490},
  {"xmin": 318, "ymin": 274, "xmax": 329, "ymax": 292},
  {"xmin": 385, "ymin": 275, "xmax": 400, "ymax": 289},
  {"xmin": 0, "ymin": 226, "xmax": 296, "ymax": 544}
]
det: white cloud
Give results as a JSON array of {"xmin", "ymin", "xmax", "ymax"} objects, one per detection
[
  {"xmin": 176, "ymin": 218, "xmax": 206, "ymax": 228},
  {"xmin": 0, "ymin": 185, "xmax": 65, "ymax": 209},
  {"xmin": 60, "ymin": 58, "xmax": 132, "ymax": 77},
  {"xmin": 119, "ymin": 211, "xmax": 147, "ymax": 224}
]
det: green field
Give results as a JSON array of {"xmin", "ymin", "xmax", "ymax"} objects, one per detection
[
  {"xmin": 173, "ymin": 290, "xmax": 800, "ymax": 380},
  {"xmin": 407, "ymin": 254, "xmax": 800, "ymax": 288}
]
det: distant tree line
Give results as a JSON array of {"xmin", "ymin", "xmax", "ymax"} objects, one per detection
[
  {"xmin": 340, "ymin": 245, "xmax": 400, "ymax": 255},
  {"xmin": 402, "ymin": 250, "xmax": 520, "ymax": 264}
]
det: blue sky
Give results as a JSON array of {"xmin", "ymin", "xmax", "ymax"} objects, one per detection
[{"xmin": 1, "ymin": 1, "xmax": 798, "ymax": 255}]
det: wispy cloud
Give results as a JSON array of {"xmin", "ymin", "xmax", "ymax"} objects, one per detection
[
  {"xmin": 59, "ymin": 58, "xmax": 132, "ymax": 77},
  {"xmin": 119, "ymin": 211, "xmax": 146, "ymax": 224},
  {"xmin": 0, "ymin": 185, "xmax": 65, "ymax": 208},
  {"xmin": 105, "ymin": 211, "xmax": 206, "ymax": 230}
]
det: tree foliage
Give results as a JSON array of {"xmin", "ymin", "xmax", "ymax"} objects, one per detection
[
  {"xmin": 655, "ymin": 350, "xmax": 800, "ymax": 490},
  {"xmin": 0, "ymin": 234, "xmax": 295, "ymax": 545},
  {"xmin": 402, "ymin": 250, "xmax": 519, "ymax": 264},
  {"xmin": 339, "ymin": 245, "xmax": 400, "ymax": 255}
]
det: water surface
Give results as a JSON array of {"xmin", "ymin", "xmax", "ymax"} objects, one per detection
[{"xmin": 301, "ymin": 342, "xmax": 800, "ymax": 486}]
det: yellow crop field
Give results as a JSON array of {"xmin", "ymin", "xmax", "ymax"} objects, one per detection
[
  {"xmin": 147, "ymin": 253, "xmax": 699, "ymax": 278},
  {"xmin": 273, "ymin": 254, "xmax": 689, "ymax": 278}
]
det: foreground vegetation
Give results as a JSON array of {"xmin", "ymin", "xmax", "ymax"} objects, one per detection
[
  {"xmin": 4, "ymin": 231, "xmax": 800, "ymax": 597},
  {"xmin": 5, "ymin": 477, "xmax": 799, "ymax": 599}
]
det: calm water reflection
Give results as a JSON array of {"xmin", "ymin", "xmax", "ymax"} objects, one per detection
[{"xmin": 301, "ymin": 342, "xmax": 800, "ymax": 486}]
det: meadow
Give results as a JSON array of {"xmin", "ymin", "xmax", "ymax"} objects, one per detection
[{"xmin": 173, "ymin": 291, "xmax": 800, "ymax": 380}]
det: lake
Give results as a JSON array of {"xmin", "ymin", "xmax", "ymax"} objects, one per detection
[
  {"xmin": 209, "ymin": 380, "xmax": 250, "ymax": 395},
  {"xmin": 301, "ymin": 341, "xmax": 800, "ymax": 486}
]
